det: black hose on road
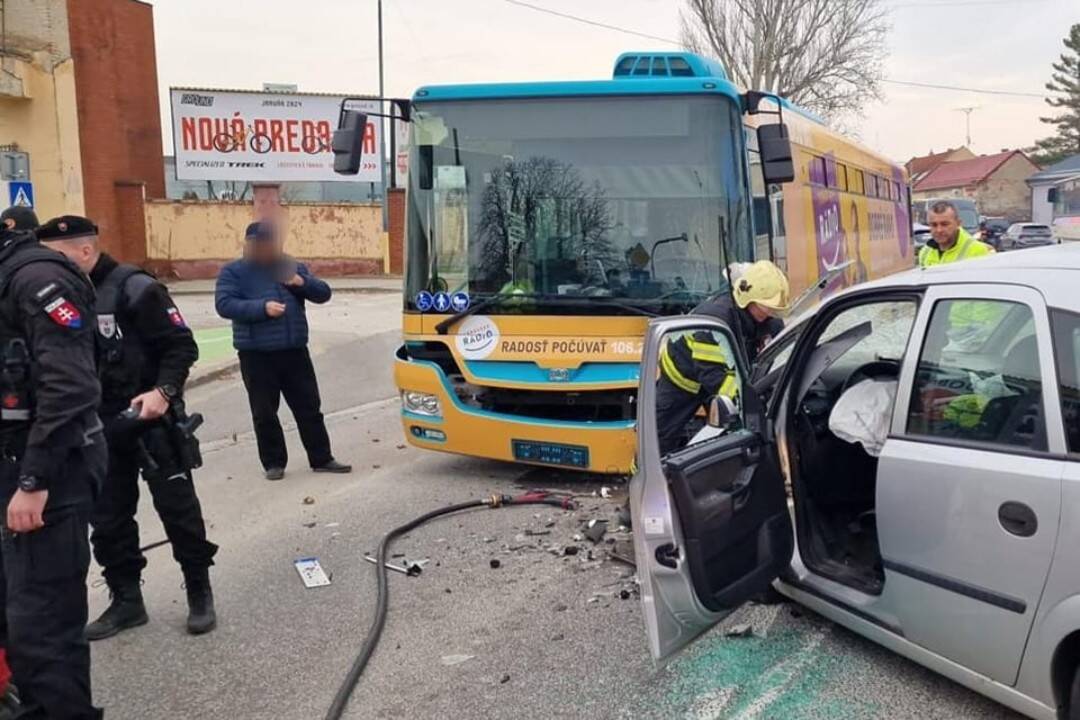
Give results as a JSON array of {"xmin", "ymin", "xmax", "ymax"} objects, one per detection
[{"xmin": 323, "ymin": 491, "xmax": 574, "ymax": 720}]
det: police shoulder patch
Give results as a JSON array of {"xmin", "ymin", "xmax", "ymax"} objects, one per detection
[
  {"xmin": 44, "ymin": 296, "xmax": 83, "ymax": 329},
  {"xmin": 166, "ymin": 306, "xmax": 187, "ymax": 328}
]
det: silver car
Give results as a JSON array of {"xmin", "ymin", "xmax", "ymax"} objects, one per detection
[
  {"xmin": 632, "ymin": 243, "xmax": 1080, "ymax": 720},
  {"xmin": 1002, "ymin": 223, "xmax": 1057, "ymax": 251}
]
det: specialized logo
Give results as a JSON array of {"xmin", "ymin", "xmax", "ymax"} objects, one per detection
[
  {"xmin": 450, "ymin": 291, "xmax": 470, "ymax": 313},
  {"xmin": 455, "ymin": 315, "xmax": 500, "ymax": 360},
  {"xmin": 44, "ymin": 297, "xmax": 82, "ymax": 328},
  {"xmin": 167, "ymin": 307, "xmax": 187, "ymax": 328},
  {"xmin": 97, "ymin": 314, "xmax": 118, "ymax": 339}
]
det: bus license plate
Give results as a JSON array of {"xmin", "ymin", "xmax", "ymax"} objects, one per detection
[{"xmin": 512, "ymin": 440, "xmax": 589, "ymax": 468}]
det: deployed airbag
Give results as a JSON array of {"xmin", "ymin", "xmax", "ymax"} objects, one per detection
[{"xmin": 828, "ymin": 379, "xmax": 898, "ymax": 457}]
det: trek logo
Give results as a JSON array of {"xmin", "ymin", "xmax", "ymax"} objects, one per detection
[{"xmin": 180, "ymin": 93, "xmax": 215, "ymax": 107}]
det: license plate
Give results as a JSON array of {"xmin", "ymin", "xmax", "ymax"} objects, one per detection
[{"xmin": 512, "ymin": 440, "xmax": 589, "ymax": 468}]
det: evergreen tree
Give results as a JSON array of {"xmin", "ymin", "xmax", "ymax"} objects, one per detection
[{"xmin": 1028, "ymin": 24, "xmax": 1080, "ymax": 167}]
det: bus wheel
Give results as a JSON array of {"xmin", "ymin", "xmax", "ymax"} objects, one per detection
[
  {"xmin": 250, "ymin": 134, "xmax": 274, "ymax": 154},
  {"xmin": 212, "ymin": 134, "xmax": 237, "ymax": 153}
]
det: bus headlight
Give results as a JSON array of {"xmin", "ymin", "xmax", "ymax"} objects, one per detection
[{"xmin": 402, "ymin": 390, "xmax": 442, "ymax": 417}]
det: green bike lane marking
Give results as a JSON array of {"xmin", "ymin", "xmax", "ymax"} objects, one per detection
[{"xmin": 194, "ymin": 326, "xmax": 234, "ymax": 365}]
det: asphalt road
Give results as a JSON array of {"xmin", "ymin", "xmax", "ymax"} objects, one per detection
[{"xmin": 86, "ymin": 292, "xmax": 1026, "ymax": 720}]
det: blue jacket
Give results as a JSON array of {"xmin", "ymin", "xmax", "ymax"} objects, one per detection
[{"xmin": 214, "ymin": 259, "xmax": 332, "ymax": 352}]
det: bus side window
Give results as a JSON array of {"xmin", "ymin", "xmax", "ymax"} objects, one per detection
[{"xmin": 769, "ymin": 184, "xmax": 787, "ymax": 273}]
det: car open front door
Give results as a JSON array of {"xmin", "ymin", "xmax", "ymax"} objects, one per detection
[{"xmin": 631, "ymin": 316, "xmax": 793, "ymax": 661}]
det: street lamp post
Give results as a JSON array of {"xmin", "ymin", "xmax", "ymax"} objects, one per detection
[{"xmin": 378, "ymin": 0, "xmax": 388, "ymax": 231}]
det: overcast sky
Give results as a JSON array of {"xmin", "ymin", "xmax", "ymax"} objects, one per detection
[{"xmin": 147, "ymin": 0, "xmax": 1077, "ymax": 163}]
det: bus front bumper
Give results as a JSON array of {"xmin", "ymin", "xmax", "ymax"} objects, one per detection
[{"xmin": 394, "ymin": 354, "xmax": 636, "ymax": 475}]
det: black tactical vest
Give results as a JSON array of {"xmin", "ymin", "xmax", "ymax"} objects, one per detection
[
  {"xmin": 95, "ymin": 264, "xmax": 155, "ymax": 410},
  {"xmin": 0, "ymin": 233, "xmax": 92, "ymax": 427}
]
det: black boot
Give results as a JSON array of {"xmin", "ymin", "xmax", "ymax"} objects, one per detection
[
  {"xmin": 184, "ymin": 569, "xmax": 217, "ymax": 635},
  {"xmin": 86, "ymin": 581, "xmax": 148, "ymax": 641}
]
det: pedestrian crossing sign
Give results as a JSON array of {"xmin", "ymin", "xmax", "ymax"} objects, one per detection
[{"xmin": 6, "ymin": 182, "xmax": 33, "ymax": 209}]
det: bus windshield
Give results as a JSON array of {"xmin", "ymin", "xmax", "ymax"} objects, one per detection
[{"xmin": 404, "ymin": 95, "xmax": 752, "ymax": 314}]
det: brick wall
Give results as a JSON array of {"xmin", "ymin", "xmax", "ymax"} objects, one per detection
[
  {"xmin": 975, "ymin": 154, "xmax": 1040, "ymax": 223},
  {"xmin": 387, "ymin": 188, "xmax": 405, "ymax": 275},
  {"xmin": 66, "ymin": 0, "xmax": 164, "ymax": 264}
]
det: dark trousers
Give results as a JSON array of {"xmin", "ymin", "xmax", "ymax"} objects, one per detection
[
  {"xmin": 656, "ymin": 375, "xmax": 709, "ymax": 456},
  {"xmin": 90, "ymin": 430, "xmax": 217, "ymax": 589},
  {"xmin": 238, "ymin": 347, "xmax": 333, "ymax": 470},
  {"xmin": 0, "ymin": 439, "xmax": 106, "ymax": 720}
]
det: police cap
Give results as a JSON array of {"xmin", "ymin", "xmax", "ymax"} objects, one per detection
[
  {"xmin": 36, "ymin": 215, "xmax": 99, "ymax": 242},
  {"xmin": 1, "ymin": 206, "xmax": 39, "ymax": 231}
]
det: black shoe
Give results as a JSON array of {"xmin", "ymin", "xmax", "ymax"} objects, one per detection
[
  {"xmin": 265, "ymin": 467, "xmax": 285, "ymax": 481},
  {"xmin": 313, "ymin": 460, "xmax": 352, "ymax": 474},
  {"xmin": 86, "ymin": 583, "xmax": 148, "ymax": 641},
  {"xmin": 184, "ymin": 569, "xmax": 217, "ymax": 635}
]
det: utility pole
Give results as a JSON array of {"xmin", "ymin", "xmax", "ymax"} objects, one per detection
[
  {"xmin": 953, "ymin": 106, "xmax": 979, "ymax": 148},
  {"xmin": 378, "ymin": 0, "xmax": 388, "ymax": 231}
]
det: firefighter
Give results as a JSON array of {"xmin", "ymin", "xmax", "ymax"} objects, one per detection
[
  {"xmin": 38, "ymin": 216, "xmax": 219, "ymax": 639},
  {"xmin": 656, "ymin": 261, "xmax": 788, "ymax": 455},
  {"xmin": 0, "ymin": 219, "xmax": 106, "ymax": 718}
]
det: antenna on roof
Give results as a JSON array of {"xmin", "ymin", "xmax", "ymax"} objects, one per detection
[{"xmin": 953, "ymin": 106, "xmax": 980, "ymax": 148}]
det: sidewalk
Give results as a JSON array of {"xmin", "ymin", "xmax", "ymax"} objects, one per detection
[{"xmin": 166, "ymin": 275, "xmax": 402, "ymax": 295}]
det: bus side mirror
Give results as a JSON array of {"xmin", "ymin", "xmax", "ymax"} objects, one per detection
[
  {"xmin": 758, "ymin": 123, "xmax": 795, "ymax": 184},
  {"xmin": 1048, "ymin": 187, "xmax": 1058, "ymax": 203},
  {"xmin": 332, "ymin": 110, "xmax": 369, "ymax": 175},
  {"xmin": 418, "ymin": 145, "xmax": 434, "ymax": 190}
]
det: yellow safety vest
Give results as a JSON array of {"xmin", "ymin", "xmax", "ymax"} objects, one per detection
[{"xmin": 918, "ymin": 228, "xmax": 993, "ymax": 268}]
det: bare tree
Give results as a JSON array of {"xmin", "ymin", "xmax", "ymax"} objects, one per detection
[{"xmin": 681, "ymin": 0, "xmax": 889, "ymax": 120}]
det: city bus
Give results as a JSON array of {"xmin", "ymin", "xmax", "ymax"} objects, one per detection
[{"xmin": 393, "ymin": 52, "xmax": 913, "ymax": 474}]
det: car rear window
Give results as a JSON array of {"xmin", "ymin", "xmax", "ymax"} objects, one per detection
[
  {"xmin": 1051, "ymin": 310, "xmax": 1080, "ymax": 455},
  {"xmin": 1023, "ymin": 225, "xmax": 1052, "ymax": 235}
]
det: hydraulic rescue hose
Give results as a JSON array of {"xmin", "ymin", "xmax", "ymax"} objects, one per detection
[{"xmin": 323, "ymin": 491, "xmax": 575, "ymax": 720}]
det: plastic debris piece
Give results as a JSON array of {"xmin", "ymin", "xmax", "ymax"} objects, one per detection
[
  {"xmin": 563, "ymin": 546, "xmax": 580, "ymax": 556},
  {"xmin": 600, "ymin": 486, "xmax": 612, "ymax": 499},
  {"xmin": 302, "ymin": 496, "xmax": 315, "ymax": 505},
  {"xmin": 500, "ymin": 674, "xmax": 511, "ymax": 684},
  {"xmin": 441, "ymin": 654, "xmax": 475, "ymax": 666},
  {"xmin": 554, "ymin": 603, "xmax": 568, "ymax": 612},
  {"xmin": 490, "ymin": 559, "xmax": 501, "ymax": 569},
  {"xmin": 725, "ymin": 623, "xmax": 754, "ymax": 638}
]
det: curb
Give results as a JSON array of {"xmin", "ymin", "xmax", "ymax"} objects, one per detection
[{"xmin": 188, "ymin": 360, "xmax": 241, "ymax": 390}]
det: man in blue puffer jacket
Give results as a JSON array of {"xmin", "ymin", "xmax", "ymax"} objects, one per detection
[{"xmin": 215, "ymin": 222, "xmax": 352, "ymax": 480}]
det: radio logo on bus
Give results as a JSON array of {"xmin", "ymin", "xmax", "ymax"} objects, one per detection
[{"xmin": 456, "ymin": 315, "xmax": 500, "ymax": 360}]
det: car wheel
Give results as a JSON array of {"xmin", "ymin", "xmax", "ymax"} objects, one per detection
[{"xmin": 1068, "ymin": 664, "xmax": 1080, "ymax": 720}]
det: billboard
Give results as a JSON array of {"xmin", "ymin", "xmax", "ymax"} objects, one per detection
[{"xmin": 170, "ymin": 88, "xmax": 381, "ymax": 183}]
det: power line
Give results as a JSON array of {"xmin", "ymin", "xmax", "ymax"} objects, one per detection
[
  {"xmin": 500, "ymin": 0, "xmax": 1046, "ymax": 100},
  {"xmin": 502, "ymin": 0, "xmax": 680, "ymax": 45}
]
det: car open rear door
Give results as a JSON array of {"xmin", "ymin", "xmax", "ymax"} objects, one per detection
[{"xmin": 631, "ymin": 316, "xmax": 793, "ymax": 661}]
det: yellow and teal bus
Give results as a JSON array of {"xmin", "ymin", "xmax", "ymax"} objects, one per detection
[{"xmin": 394, "ymin": 52, "xmax": 912, "ymax": 474}]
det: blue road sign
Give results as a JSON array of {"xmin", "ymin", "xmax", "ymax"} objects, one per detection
[
  {"xmin": 433, "ymin": 292, "xmax": 452, "ymax": 313},
  {"xmin": 415, "ymin": 291, "xmax": 434, "ymax": 312},
  {"xmin": 450, "ymin": 291, "xmax": 470, "ymax": 313},
  {"xmin": 8, "ymin": 182, "xmax": 33, "ymax": 208}
]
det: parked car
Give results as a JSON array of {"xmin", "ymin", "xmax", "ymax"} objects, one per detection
[
  {"xmin": 1002, "ymin": 223, "xmax": 1056, "ymax": 251},
  {"xmin": 912, "ymin": 222, "xmax": 932, "ymax": 259},
  {"xmin": 632, "ymin": 243, "xmax": 1080, "ymax": 720},
  {"xmin": 980, "ymin": 217, "xmax": 1010, "ymax": 250}
]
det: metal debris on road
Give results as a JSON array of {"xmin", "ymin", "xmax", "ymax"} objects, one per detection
[
  {"xmin": 490, "ymin": 559, "xmax": 501, "ymax": 569},
  {"xmin": 302, "ymin": 522, "xmax": 317, "ymax": 529},
  {"xmin": 500, "ymin": 674, "xmax": 511, "ymax": 684},
  {"xmin": 583, "ymin": 519, "xmax": 608, "ymax": 543},
  {"xmin": 554, "ymin": 603, "xmax": 568, "ymax": 612},
  {"xmin": 563, "ymin": 546, "xmax": 580, "ymax": 556},
  {"xmin": 364, "ymin": 556, "xmax": 423, "ymax": 577}
]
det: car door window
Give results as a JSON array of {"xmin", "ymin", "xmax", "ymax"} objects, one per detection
[
  {"xmin": 657, "ymin": 328, "xmax": 745, "ymax": 455},
  {"xmin": 1051, "ymin": 309, "xmax": 1080, "ymax": 455},
  {"xmin": 907, "ymin": 299, "xmax": 1046, "ymax": 451}
]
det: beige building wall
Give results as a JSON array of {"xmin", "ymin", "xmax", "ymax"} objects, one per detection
[
  {"xmin": 144, "ymin": 200, "xmax": 387, "ymax": 278},
  {"xmin": 975, "ymin": 154, "xmax": 1039, "ymax": 222},
  {"xmin": 0, "ymin": 0, "xmax": 84, "ymax": 217}
]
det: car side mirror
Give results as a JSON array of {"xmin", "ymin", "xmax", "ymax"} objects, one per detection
[
  {"xmin": 708, "ymin": 395, "xmax": 739, "ymax": 430},
  {"xmin": 332, "ymin": 110, "xmax": 370, "ymax": 175},
  {"xmin": 757, "ymin": 124, "xmax": 795, "ymax": 184}
]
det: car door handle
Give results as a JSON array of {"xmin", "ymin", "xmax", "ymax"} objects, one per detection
[{"xmin": 998, "ymin": 501, "xmax": 1038, "ymax": 538}]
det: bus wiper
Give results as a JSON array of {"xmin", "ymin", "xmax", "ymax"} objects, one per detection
[{"xmin": 434, "ymin": 293, "xmax": 657, "ymax": 335}]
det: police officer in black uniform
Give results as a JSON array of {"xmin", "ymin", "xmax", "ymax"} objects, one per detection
[
  {"xmin": 0, "ymin": 219, "xmax": 106, "ymax": 718},
  {"xmin": 39, "ymin": 216, "xmax": 219, "ymax": 640}
]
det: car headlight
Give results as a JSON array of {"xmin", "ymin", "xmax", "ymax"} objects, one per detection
[{"xmin": 402, "ymin": 390, "xmax": 442, "ymax": 417}]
